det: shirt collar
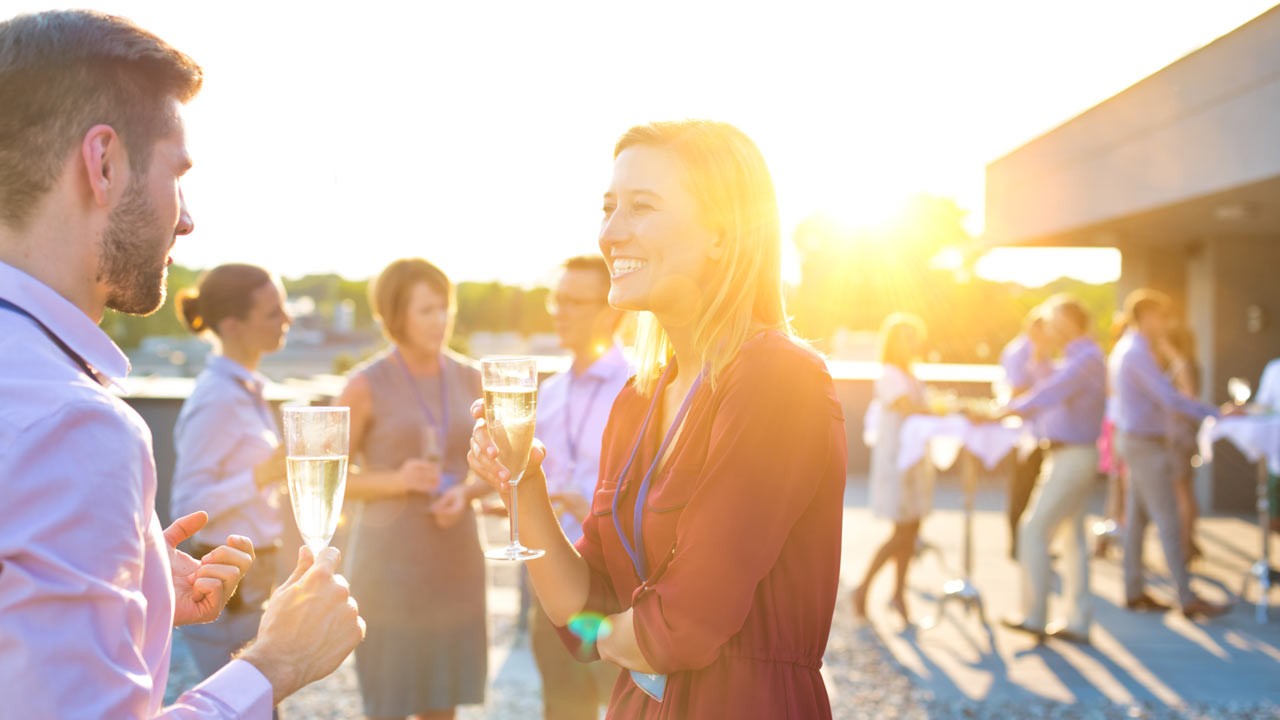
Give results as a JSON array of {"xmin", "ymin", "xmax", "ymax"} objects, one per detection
[
  {"xmin": 207, "ymin": 354, "xmax": 266, "ymax": 396},
  {"xmin": 0, "ymin": 260, "xmax": 130, "ymax": 385},
  {"xmin": 577, "ymin": 343, "xmax": 630, "ymax": 381}
]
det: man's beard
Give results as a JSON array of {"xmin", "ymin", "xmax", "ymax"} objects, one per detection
[{"xmin": 100, "ymin": 180, "xmax": 170, "ymax": 316}]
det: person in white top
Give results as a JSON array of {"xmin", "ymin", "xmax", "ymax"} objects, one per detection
[
  {"xmin": 0, "ymin": 11, "xmax": 362, "ymax": 718},
  {"xmin": 852, "ymin": 313, "xmax": 934, "ymax": 626},
  {"xmin": 172, "ymin": 264, "xmax": 293, "ymax": 697},
  {"xmin": 1255, "ymin": 357, "xmax": 1280, "ymax": 535},
  {"xmin": 533, "ymin": 255, "xmax": 631, "ymax": 719}
]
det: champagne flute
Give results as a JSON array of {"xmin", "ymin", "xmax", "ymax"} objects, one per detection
[
  {"xmin": 283, "ymin": 406, "xmax": 350, "ymax": 555},
  {"xmin": 1228, "ymin": 377, "xmax": 1252, "ymax": 406},
  {"xmin": 481, "ymin": 357, "xmax": 544, "ymax": 562}
]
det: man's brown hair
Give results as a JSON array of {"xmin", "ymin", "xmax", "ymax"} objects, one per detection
[
  {"xmin": 1123, "ymin": 288, "xmax": 1171, "ymax": 327},
  {"xmin": 0, "ymin": 10, "xmax": 202, "ymax": 228}
]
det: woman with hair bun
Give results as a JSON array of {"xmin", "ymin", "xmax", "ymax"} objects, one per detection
[{"xmin": 171, "ymin": 263, "xmax": 293, "ymax": 699}]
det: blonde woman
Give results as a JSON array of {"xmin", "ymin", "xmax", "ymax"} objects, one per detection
[
  {"xmin": 851, "ymin": 313, "xmax": 933, "ymax": 626},
  {"xmin": 469, "ymin": 121, "xmax": 847, "ymax": 718}
]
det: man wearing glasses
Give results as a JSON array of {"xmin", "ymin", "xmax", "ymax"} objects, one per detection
[{"xmin": 532, "ymin": 255, "xmax": 631, "ymax": 719}]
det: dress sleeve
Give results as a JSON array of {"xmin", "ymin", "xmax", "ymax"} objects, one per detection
[{"xmin": 631, "ymin": 349, "xmax": 842, "ymax": 673}]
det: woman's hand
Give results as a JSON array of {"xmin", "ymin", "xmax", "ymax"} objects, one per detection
[
  {"xmin": 466, "ymin": 398, "xmax": 548, "ymax": 507},
  {"xmin": 397, "ymin": 458, "xmax": 441, "ymax": 495},
  {"xmin": 429, "ymin": 485, "xmax": 469, "ymax": 528}
]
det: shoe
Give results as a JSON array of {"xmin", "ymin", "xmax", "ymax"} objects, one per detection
[
  {"xmin": 1125, "ymin": 594, "xmax": 1172, "ymax": 612},
  {"xmin": 1181, "ymin": 597, "xmax": 1230, "ymax": 620},
  {"xmin": 1000, "ymin": 617, "xmax": 1046, "ymax": 640},
  {"xmin": 1046, "ymin": 624, "xmax": 1091, "ymax": 645}
]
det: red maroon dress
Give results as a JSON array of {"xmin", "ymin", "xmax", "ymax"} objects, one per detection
[{"xmin": 559, "ymin": 332, "xmax": 848, "ymax": 719}]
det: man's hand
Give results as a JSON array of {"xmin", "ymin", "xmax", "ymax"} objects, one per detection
[
  {"xmin": 164, "ymin": 511, "xmax": 255, "ymax": 627},
  {"xmin": 429, "ymin": 485, "xmax": 470, "ymax": 528},
  {"xmin": 240, "ymin": 547, "xmax": 366, "ymax": 704}
]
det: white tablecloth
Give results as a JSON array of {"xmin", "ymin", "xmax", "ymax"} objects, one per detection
[
  {"xmin": 1198, "ymin": 414, "xmax": 1280, "ymax": 475},
  {"xmin": 898, "ymin": 414, "xmax": 1030, "ymax": 473}
]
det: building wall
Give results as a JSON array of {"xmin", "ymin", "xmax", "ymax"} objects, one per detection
[
  {"xmin": 1200, "ymin": 236, "xmax": 1280, "ymax": 512},
  {"xmin": 985, "ymin": 7, "xmax": 1280, "ymax": 246}
]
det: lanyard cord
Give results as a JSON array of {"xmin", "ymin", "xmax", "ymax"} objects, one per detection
[
  {"xmin": 612, "ymin": 363, "xmax": 704, "ymax": 582},
  {"xmin": 564, "ymin": 371, "xmax": 608, "ymax": 468},
  {"xmin": 0, "ymin": 298, "xmax": 101, "ymax": 384},
  {"xmin": 393, "ymin": 349, "xmax": 449, "ymax": 439}
]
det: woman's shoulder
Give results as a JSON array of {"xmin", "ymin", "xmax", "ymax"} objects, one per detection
[
  {"xmin": 442, "ymin": 348, "xmax": 479, "ymax": 374},
  {"xmin": 347, "ymin": 347, "xmax": 394, "ymax": 379},
  {"xmin": 727, "ymin": 331, "xmax": 829, "ymax": 383}
]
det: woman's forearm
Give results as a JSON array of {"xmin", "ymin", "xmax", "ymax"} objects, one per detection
[{"xmin": 517, "ymin": 479, "xmax": 592, "ymax": 625}]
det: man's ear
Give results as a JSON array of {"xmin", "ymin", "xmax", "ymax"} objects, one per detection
[{"xmin": 80, "ymin": 124, "xmax": 128, "ymax": 208}]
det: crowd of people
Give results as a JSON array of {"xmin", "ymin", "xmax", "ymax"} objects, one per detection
[
  {"xmin": 852, "ymin": 289, "xmax": 1246, "ymax": 644},
  {"xmin": 1, "ymin": 9, "xmax": 1274, "ymax": 720},
  {"xmin": 0, "ymin": 10, "xmax": 846, "ymax": 719}
]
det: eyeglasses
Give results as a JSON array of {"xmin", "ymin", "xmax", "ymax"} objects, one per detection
[{"xmin": 546, "ymin": 294, "xmax": 607, "ymax": 315}]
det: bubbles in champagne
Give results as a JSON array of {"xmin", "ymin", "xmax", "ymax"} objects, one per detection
[
  {"xmin": 483, "ymin": 387, "xmax": 537, "ymax": 483},
  {"xmin": 287, "ymin": 455, "xmax": 348, "ymax": 553}
]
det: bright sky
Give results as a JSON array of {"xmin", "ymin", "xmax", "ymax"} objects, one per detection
[{"xmin": 11, "ymin": 1, "xmax": 1278, "ymax": 287}]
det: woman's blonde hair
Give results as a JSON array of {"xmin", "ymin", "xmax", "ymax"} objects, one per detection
[
  {"xmin": 879, "ymin": 312, "xmax": 926, "ymax": 370},
  {"xmin": 617, "ymin": 120, "xmax": 792, "ymax": 396}
]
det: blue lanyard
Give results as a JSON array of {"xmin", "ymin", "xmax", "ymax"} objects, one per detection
[
  {"xmin": 393, "ymin": 349, "xmax": 449, "ymax": 438},
  {"xmin": 612, "ymin": 364, "xmax": 703, "ymax": 582},
  {"xmin": 564, "ymin": 370, "xmax": 607, "ymax": 469},
  {"xmin": 0, "ymin": 297, "xmax": 101, "ymax": 384}
]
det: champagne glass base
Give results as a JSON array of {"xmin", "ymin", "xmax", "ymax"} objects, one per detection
[{"xmin": 485, "ymin": 545, "xmax": 546, "ymax": 562}]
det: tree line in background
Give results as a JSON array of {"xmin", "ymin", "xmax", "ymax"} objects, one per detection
[
  {"xmin": 103, "ymin": 194, "xmax": 1117, "ymax": 363},
  {"xmin": 789, "ymin": 195, "xmax": 1117, "ymax": 362},
  {"xmin": 103, "ymin": 271, "xmax": 553, "ymax": 352}
]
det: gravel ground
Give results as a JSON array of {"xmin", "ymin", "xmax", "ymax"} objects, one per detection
[{"xmin": 167, "ymin": 597, "xmax": 1280, "ymax": 719}]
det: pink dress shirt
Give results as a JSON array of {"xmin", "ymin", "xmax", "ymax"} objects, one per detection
[{"xmin": 0, "ymin": 261, "xmax": 273, "ymax": 718}]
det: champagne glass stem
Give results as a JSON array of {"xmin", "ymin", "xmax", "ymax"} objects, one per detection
[{"xmin": 508, "ymin": 479, "xmax": 521, "ymax": 551}]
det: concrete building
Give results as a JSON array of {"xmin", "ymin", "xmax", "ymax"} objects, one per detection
[{"xmin": 985, "ymin": 6, "xmax": 1280, "ymax": 512}]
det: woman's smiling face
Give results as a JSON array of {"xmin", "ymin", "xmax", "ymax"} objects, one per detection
[{"xmin": 598, "ymin": 144, "xmax": 721, "ymax": 317}]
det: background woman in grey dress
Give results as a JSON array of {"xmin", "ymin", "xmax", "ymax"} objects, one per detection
[{"xmin": 337, "ymin": 258, "xmax": 491, "ymax": 720}]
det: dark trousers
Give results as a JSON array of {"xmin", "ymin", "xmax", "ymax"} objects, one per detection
[{"xmin": 1009, "ymin": 446, "xmax": 1044, "ymax": 559}]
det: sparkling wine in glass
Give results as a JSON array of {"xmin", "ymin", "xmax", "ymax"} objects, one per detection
[
  {"xmin": 284, "ymin": 406, "xmax": 350, "ymax": 556},
  {"xmin": 1228, "ymin": 377, "xmax": 1252, "ymax": 406},
  {"xmin": 482, "ymin": 357, "xmax": 544, "ymax": 562}
]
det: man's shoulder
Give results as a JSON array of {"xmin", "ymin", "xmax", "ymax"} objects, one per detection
[{"xmin": 0, "ymin": 335, "xmax": 141, "ymax": 448}]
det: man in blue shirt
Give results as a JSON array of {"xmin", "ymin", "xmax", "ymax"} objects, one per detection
[
  {"xmin": 999, "ymin": 296, "xmax": 1105, "ymax": 644},
  {"xmin": 1111, "ymin": 290, "xmax": 1227, "ymax": 619}
]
